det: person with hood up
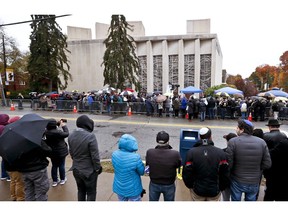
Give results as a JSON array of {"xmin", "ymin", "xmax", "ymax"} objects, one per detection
[
  {"xmin": 68, "ymin": 115, "xmax": 102, "ymax": 201},
  {"xmin": 45, "ymin": 119, "xmax": 69, "ymax": 187},
  {"xmin": 112, "ymin": 134, "xmax": 145, "ymax": 201},
  {"xmin": 0, "ymin": 114, "xmax": 10, "ymax": 181}
]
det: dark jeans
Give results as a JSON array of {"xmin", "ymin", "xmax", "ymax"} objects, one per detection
[
  {"xmin": 208, "ymin": 107, "xmax": 215, "ymax": 119},
  {"xmin": 220, "ymin": 108, "xmax": 226, "ymax": 120},
  {"xmin": 230, "ymin": 179, "xmax": 259, "ymax": 201},
  {"xmin": 51, "ymin": 157, "xmax": 66, "ymax": 182},
  {"xmin": 200, "ymin": 111, "xmax": 206, "ymax": 121},
  {"xmin": 149, "ymin": 181, "xmax": 176, "ymax": 201},
  {"xmin": 73, "ymin": 169, "xmax": 98, "ymax": 201},
  {"xmin": 1, "ymin": 160, "xmax": 9, "ymax": 179}
]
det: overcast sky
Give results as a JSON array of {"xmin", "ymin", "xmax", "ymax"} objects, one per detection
[{"xmin": 1, "ymin": 0, "xmax": 287, "ymax": 79}]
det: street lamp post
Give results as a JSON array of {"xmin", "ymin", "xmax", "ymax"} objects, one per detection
[{"xmin": 1, "ymin": 34, "xmax": 7, "ymax": 106}]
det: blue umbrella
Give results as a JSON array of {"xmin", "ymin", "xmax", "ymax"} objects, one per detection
[
  {"xmin": 214, "ymin": 87, "xmax": 243, "ymax": 95},
  {"xmin": 266, "ymin": 89, "xmax": 288, "ymax": 97},
  {"xmin": 180, "ymin": 86, "xmax": 203, "ymax": 94}
]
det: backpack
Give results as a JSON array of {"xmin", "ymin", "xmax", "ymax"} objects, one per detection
[{"xmin": 240, "ymin": 102, "xmax": 247, "ymax": 112}]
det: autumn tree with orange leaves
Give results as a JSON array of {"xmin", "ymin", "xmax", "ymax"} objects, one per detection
[
  {"xmin": 280, "ymin": 51, "xmax": 288, "ymax": 72},
  {"xmin": 254, "ymin": 65, "xmax": 278, "ymax": 91},
  {"xmin": 226, "ymin": 74, "xmax": 257, "ymax": 97}
]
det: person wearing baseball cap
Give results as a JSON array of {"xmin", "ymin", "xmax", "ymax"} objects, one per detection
[
  {"xmin": 263, "ymin": 118, "xmax": 288, "ymax": 201},
  {"xmin": 145, "ymin": 131, "xmax": 182, "ymax": 201},
  {"xmin": 182, "ymin": 127, "xmax": 230, "ymax": 201},
  {"xmin": 225, "ymin": 119, "xmax": 271, "ymax": 201}
]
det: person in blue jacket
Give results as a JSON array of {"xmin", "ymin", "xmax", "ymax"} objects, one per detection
[{"xmin": 112, "ymin": 134, "xmax": 145, "ymax": 201}]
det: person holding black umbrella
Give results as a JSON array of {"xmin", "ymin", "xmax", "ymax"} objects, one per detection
[
  {"xmin": 3, "ymin": 116, "xmax": 25, "ymax": 201},
  {"xmin": 0, "ymin": 113, "xmax": 52, "ymax": 201}
]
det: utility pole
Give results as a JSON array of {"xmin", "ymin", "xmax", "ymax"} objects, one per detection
[{"xmin": 1, "ymin": 34, "xmax": 7, "ymax": 106}]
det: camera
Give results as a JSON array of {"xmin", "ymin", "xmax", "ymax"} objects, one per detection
[{"xmin": 56, "ymin": 119, "xmax": 67, "ymax": 126}]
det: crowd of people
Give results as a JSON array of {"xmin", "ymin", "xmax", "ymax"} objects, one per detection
[
  {"xmin": 17, "ymin": 90, "xmax": 288, "ymax": 122},
  {"xmin": 1, "ymin": 111, "xmax": 288, "ymax": 201}
]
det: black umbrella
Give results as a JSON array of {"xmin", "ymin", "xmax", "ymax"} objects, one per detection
[{"xmin": 0, "ymin": 113, "xmax": 50, "ymax": 164}]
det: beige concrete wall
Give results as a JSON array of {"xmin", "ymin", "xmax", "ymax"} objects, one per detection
[
  {"xmin": 95, "ymin": 21, "xmax": 145, "ymax": 39},
  {"xmin": 66, "ymin": 40, "xmax": 105, "ymax": 92},
  {"xmin": 65, "ymin": 20, "xmax": 223, "ymax": 93},
  {"xmin": 187, "ymin": 19, "xmax": 210, "ymax": 34},
  {"xmin": 67, "ymin": 26, "xmax": 92, "ymax": 41},
  {"xmin": 95, "ymin": 22, "xmax": 110, "ymax": 39},
  {"xmin": 127, "ymin": 21, "xmax": 145, "ymax": 37}
]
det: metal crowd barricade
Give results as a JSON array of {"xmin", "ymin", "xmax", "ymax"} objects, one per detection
[
  {"xmin": 3, "ymin": 99, "xmax": 150, "ymax": 116},
  {"xmin": 54, "ymin": 100, "xmax": 78, "ymax": 112},
  {"xmin": 10, "ymin": 99, "xmax": 34, "ymax": 110}
]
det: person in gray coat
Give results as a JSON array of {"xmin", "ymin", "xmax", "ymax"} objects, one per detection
[
  {"xmin": 226, "ymin": 119, "xmax": 271, "ymax": 201},
  {"xmin": 68, "ymin": 115, "xmax": 102, "ymax": 201}
]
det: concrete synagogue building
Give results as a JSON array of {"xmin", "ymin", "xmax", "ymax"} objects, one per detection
[{"xmin": 65, "ymin": 18, "xmax": 224, "ymax": 94}]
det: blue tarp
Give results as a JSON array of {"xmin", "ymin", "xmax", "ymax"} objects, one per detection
[{"xmin": 180, "ymin": 86, "xmax": 203, "ymax": 94}]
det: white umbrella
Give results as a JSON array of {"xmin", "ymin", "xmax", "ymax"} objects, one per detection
[
  {"xmin": 163, "ymin": 92, "xmax": 173, "ymax": 97},
  {"xmin": 120, "ymin": 90, "xmax": 133, "ymax": 96},
  {"xmin": 156, "ymin": 95, "xmax": 167, "ymax": 103},
  {"xmin": 215, "ymin": 92, "xmax": 230, "ymax": 98},
  {"xmin": 274, "ymin": 96, "xmax": 288, "ymax": 102}
]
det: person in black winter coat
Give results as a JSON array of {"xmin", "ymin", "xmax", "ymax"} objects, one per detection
[
  {"xmin": 263, "ymin": 119, "xmax": 288, "ymax": 201},
  {"xmin": 45, "ymin": 119, "xmax": 69, "ymax": 187},
  {"xmin": 10, "ymin": 128, "xmax": 52, "ymax": 201},
  {"xmin": 145, "ymin": 131, "xmax": 182, "ymax": 201},
  {"xmin": 182, "ymin": 127, "xmax": 229, "ymax": 201},
  {"xmin": 68, "ymin": 115, "xmax": 102, "ymax": 201}
]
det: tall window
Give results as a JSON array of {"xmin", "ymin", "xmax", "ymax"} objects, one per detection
[
  {"xmin": 169, "ymin": 55, "xmax": 178, "ymax": 86},
  {"xmin": 138, "ymin": 56, "xmax": 147, "ymax": 93},
  {"xmin": 184, "ymin": 54, "xmax": 195, "ymax": 87},
  {"xmin": 153, "ymin": 55, "xmax": 162, "ymax": 92},
  {"xmin": 200, "ymin": 54, "xmax": 211, "ymax": 91}
]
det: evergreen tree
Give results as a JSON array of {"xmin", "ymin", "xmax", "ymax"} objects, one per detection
[
  {"xmin": 28, "ymin": 15, "xmax": 71, "ymax": 92},
  {"xmin": 102, "ymin": 15, "xmax": 140, "ymax": 91}
]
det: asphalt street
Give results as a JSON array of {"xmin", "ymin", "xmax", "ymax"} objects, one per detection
[{"xmin": 1, "ymin": 107, "xmax": 287, "ymax": 160}]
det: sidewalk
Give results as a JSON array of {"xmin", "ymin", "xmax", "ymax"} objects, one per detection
[
  {"xmin": 0, "ymin": 155, "xmax": 265, "ymax": 201},
  {"xmin": 0, "ymin": 155, "xmax": 191, "ymax": 201}
]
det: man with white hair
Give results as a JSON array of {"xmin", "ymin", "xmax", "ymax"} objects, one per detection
[{"xmin": 182, "ymin": 127, "xmax": 229, "ymax": 201}]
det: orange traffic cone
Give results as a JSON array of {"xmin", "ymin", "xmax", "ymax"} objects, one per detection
[
  {"xmin": 73, "ymin": 105, "xmax": 77, "ymax": 113},
  {"xmin": 248, "ymin": 112, "xmax": 252, "ymax": 121},
  {"xmin": 128, "ymin": 107, "xmax": 132, "ymax": 116},
  {"xmin": 10, "ymin": 103, "xmax": 15, "ymax": 111}
]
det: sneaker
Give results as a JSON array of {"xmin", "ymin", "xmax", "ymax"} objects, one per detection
[
  {"xmin": 52, "ymin": 182, "xmax": 58, "ymax": 187},
  {"xmin": 59, "ymin": 178, "xmax": 67, "ymax": 185},
  {"xmin": 6, "ymin": 178, "xmax": 11, "ymax": 182},
  {"xmin": 0, "ymin": 177, "xmax": 7, "ymax": 180}
]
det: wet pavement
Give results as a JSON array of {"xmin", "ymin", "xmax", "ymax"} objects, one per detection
[
  {"xmin": 0, "ymin": 155, "xmax": 191, "ymax": 201},
  {"xmin": 0, "ymin": 107, "xmax": 270, "ymax": 201},
  {"xmin": 0, "ymin": 153, "xmax": 265, "ymax": 202}
]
